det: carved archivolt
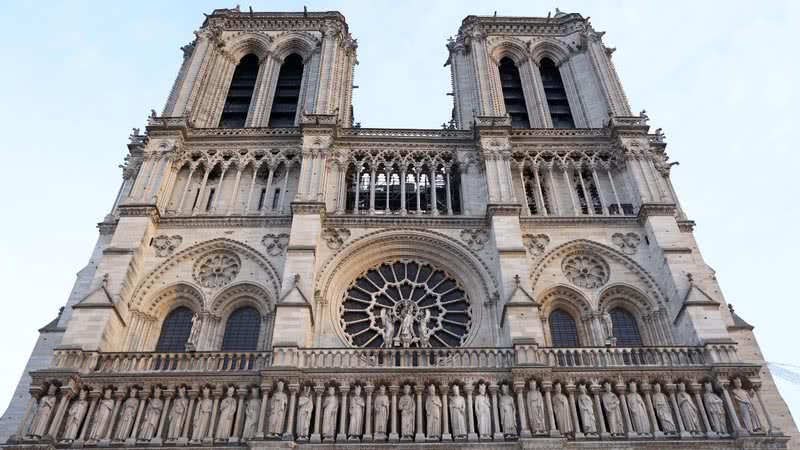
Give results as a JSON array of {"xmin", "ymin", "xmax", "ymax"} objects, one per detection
[{"xmin": 209, "ymin": 282, "xmax": 274, "ymax": 318}]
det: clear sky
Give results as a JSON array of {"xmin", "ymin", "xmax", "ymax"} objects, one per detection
[{"xmin": 0, "ymin": 0, "xmax": 798, "ymax": 423}]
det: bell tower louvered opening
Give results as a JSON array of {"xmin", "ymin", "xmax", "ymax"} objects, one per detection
[
  {"xmin": 268, "ymin": 53, "xmax": 304, "ymax": 127},
  {"xmin": 219, "ymin": 54, "xmax": 260, "ymax": 128},
  {"xmin": 539, "ymin": 58, "xmax": 575, "ymax": 128},
  {"xmin": 498, "ymin": 57, "xmax": 530, "ymax": 128}
]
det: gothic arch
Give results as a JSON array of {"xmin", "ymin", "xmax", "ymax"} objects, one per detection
[
  {"xmin": 271, "ymin": 31, "xmax": 320, "ymax": 62},
  {"xmin": 141, "ymin": 282, "xmax": 205, "ymax": 319},
  {"xmin": 539, "ymin": 285, "xmax": 593, "ymax": 346},
  {"xmin": 208, "ymin": 282, "xmax": 275, "ymax": 351},
  {"xmin": 597, "ymin": 283, "xmax": 656, "ymax": 315},
  {"xmin": 487, "ymin": 37, "xmax": 530, "ymax": 65},
  {"xmin": 529, "ymin": 39, "xmax": 571, "ymax": 66},
  {"xmin": 314, "ymin": 229, "xmax": 497, "ymax": 347},
  {"xmin": 224, "ymin": 32, "xmax": 273, "ymax": 61}
]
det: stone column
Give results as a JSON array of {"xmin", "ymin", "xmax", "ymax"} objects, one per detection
[
  {"xmin": 310, "ymin": 385, "xmax": 323, "ymax": 443},
  {"xmin": 256, "ymin": 385, "xmax": 269, "ymax": 439},
  {"xmin": 191, "ymin": 167, "xmax": 211, "ymax": 216},
  {"xmin": 283, "ymin": 385, "xmax": 298, "ymax": 441},
  {"xmin": 719, "ymin": 381, "xmax": 746, "ymax": 437},
  {"xmin": 389, "ymin": 385, "xmax": 399, "ymax": 442},
  {"xmin": 47, "ymin": 390, "xmax": 73, "ymax": 440},
  {"xmin": 641, "ymin": 383, "xmax": 662, "ymax": 439},
  {"xmin": 363, "ymin": 384, "xmax": 374, "ymax": 441},
  {"xmin": 242, "ymin": 165, "xmax": 260, "ymax": 214},
  {"xmin": 513, "ymin": 383, "xmax": 530, "ymax": 438},
  {"xmin": 542, "ymin": 382, "xmax": 559, "ymax": 437},
  {"xmin": 489, "ymin": 384, "xmax": 503, "ymax": 440},
  {"xmin": 76, "ymin": 393, "xmax": 99, "ymax": 445},
  {"xmin": 179, "ymin": 390, "xmax": 196, "ymax": 444},
  {"xmin": 430, "ymin": 165, "xmax": 439, "ymax": 215},
  {"xmin": 13, "ymin": 394, "xmax": 37, "ymax": 440},
  {"xmin": 441, "ymin": 384, "xmax": 452, "ymax": 441},
  {"xmin": 616, "ymin": 384, "xmax": 635, "ymax": 438},
  {"xmin": 126, "ymin": 391, "xmax": 147, "ymax": 445},
  {"xmin": 590, "ymin": 384, "xmax": 608, "ymax": 439},
  {"xmin": 414, "ymin": 385, "xmax": 425, "ymax": 442},
  {"xmin": 567, "ymin": 384, "xmax": 583, "ymax": 439},
  {"xmin": 230, "ymin": 388, "xmax": 246, "ymax": 443},
  {"xmin": 225, "ymin": 167, "xmax": 244, "ymax": 215},
  {"xmin": 153, "ymin": 390, "xmax": 172, "ymax": 445},
  {"xmin": 464, "ymin": 384, "xmax": 478, "ymax": 441},
  {"xmin": 399, "ymin": 164, "xmax": 407, "ymax": 214},
  {"xmin": 101, "ymin": 390, "xmax": 124, "ymax": 445},
  {"xmin": 691, "ymin": 383, "xmax": 713, "ymax": 437},
  {"xmin": 204, "ymin": 390, "xmax": 220, "ymax": 443},
  {"xmin": 666, "ymin": 384, "xmax": 690, "ymax": 439},
  {"xmin": 337, "ymin": 384, "xmax": 349, "ymax": 442},
  {"xmin": 753, "ymin": 384, "xmax": 779, "ymax": 435},
  {"xmin": 368, "ymin": 168, "xmax": 377, "ymax": 214},
  {"xmin": 353, "ymin": 166, "xmax": 361, "ymax": 214}
]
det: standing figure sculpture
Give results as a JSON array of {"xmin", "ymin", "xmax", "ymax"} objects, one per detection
[
  {"xmin": 87, "ymin": 388, "xmax": 114, "ymax": 443},
  {"xmin": 602, "ymin": 382, "xmax": 624, "ymax": 435},
  {"xmin": 373, "ymin": 385, "xmax": 390, "ymax": 440},
  {"xmin": 552, "ymin": 383, "xmax": 573, "ymax": 435},
  {"xmin": 651, "ymin": 384, "xmax": 676, "ymax": 433},
  {"xmin": 419, "ymin": 310, "xmax": 434, "ymax": 348},
  {"xmin": 474, "ymin": 383, "xmax": 492, "ymax": 439},
  {"xmin": 61, "ymin": 389, "xmax": 89, "ymax": 443},
  {"xmin": 242, "ymin": 387, "xmax": 261, "ymax": 440},
  {"xmin": 732, "ymin": 378, "xmax": 762, "ymax": 433},
  {"xmin": 186, "ymin": 313, "xmax": 202, "ymax": 351},
  {"xmin": 602, "ymin": 311, "xmax": 614, "ymax": 343},
  {"xmin": 321, "ymin": 387, "xmax": 338, "ymax": 440},
  {"xmin": 397, "ymin": 307, "xmax": 417, "ymax": 347},
  {"xmin": 703, "ymin": 382, "xmax": 727, "ymax": 435},
  {"xmin": 425, "ymin": 385, "xmax": 442, "ymax": 439},
  {"xmin": 499, "ymin": 384, "xmax": 517, "ymax": 437},
  {"xmin": 676, "ymin": 383, "xmax": 702, "ymax": 435},
  {"xmin": 28, "ymin": 384, "xmax": 58, "ymax": 439},
  {"xmin": 296, "ymin": 386, "xmax": 313, "ymax": 440},
  {"xmin": 526, "ymin": 380, "xmax": 546, "ymax": 435},
  {"xmin": 380, "ymin": 309, "xmax": 395, "ymax": 348},
  {"xmin": 115, "ymin": 387, "xmax": 140, "ymax": 441},
  {"xmin": 449, "ymin": 385, "xmax": 467, "ymax": 439},
  {"xmin": 398, "ymin": 385, "xmax": 416, "ymax": 439},
  {"xmin": 191, "ymin": 387, "xmax": 213, "ymax": 442},
  {"xmin": 138, "ymin": 387, "xmax": 164, "ymax": 441},
  {"xmin": 215, "ymin": 386, "xmax": 237, "ymax": 441},
  {"xmin": 267, "ymin": 381, "xmax": 288, "ymax": 438},
  {"xmin": 166, "ymin": 387, "xmax": 188, "ymax": 441},
  {"xmin": 577, "ymin": 385, "xmax": 597, "ymax": 435},
  {"xmin": 348, "ymin": 385, "xmax": 365, "ymax": 439},
  {"xmin": 627, "ymin": 382, "xmax": 651, "ymax": 435}
]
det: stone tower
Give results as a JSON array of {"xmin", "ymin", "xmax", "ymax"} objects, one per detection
[{"xmin": 1, "ymin": 7, "xmax": 796, "ymax": 449}]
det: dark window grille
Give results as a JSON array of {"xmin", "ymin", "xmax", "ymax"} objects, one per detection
[
  {"xmin": 221, "ymin": 307, "xmax": 261, "ymax": 351},
  {"xmin": 610, "ymin": 308, "xmax": 643, "ymax": 346},
  {"xmin": 268, "ymin": 54, "xmax": 304, "ymax": 127},
  {"xmin": 219, "ymin": 54, "xmax": 260, "ymax": 128},
  {"xmin": 549, "ymin": 309, "xmax": 579, "ymax": 347},
  {"xmin": 539, "ymin": 58, "xmax": 575, "ymax": 128},
  {"xmin": 155, "ymin": 306, "xmax": 193, "ymax": 352},
  {"xmin": 498, "ymin": 58, "xmax": 530, "ymax": 128}
]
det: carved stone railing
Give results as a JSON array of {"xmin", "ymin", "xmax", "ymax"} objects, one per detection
[
  {"xmin": 513, "ymin": 344, "xmax": 740, "ymax": 368},
  {"xmin": 51, "ymin": 350, "xmax": 272, "ymax": 374},
  {"xmin": 337, "ymin": 128, "xmax": 472, "ymax": 139},
  {"xmin": 272, "ymin": 346, "xmax": 515, "ymax": 369}
]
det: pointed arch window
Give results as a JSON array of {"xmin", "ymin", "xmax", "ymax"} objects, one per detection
[
  {"xmin": 155, "ymin": 306, "xmax": 194, "ymax": 352},
  {"xmin": 268, "ymin": 53, "xmax": 304, "ymax": 127},
  {"xmin": 498, "ymin": 57, "xmax": 530, "ymax": 128},
  {"xmin": 610, "ymin": 308, "xmax": 642, "ymax": 346},
  {"xmin": 549, "ymin": 309, "xmax": 579, "ymax": 347},
  {"xmin": 219, "ymin": 54, "xmax": 260, "ymax": 128},
  {"xmin": 538, "ymin": 58, "xmax": 575, "ymax": 128},
  {"xmin": 221, "ymin": 306, "xmax": 261, "ymax": 351}
]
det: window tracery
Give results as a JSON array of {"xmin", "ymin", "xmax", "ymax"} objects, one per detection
[
  {"xmin": 549, "ymin": 309, "xmax": 579, "ymax": 347},
  {"xmin": 155, "ymin": 306, "xmax": 194, "ymax": 353},
  {"xmin": 193, "ymin": 252, "xmax": 241, "ymax": 288},
  {"xmin": 561, "ymin": 253, "xmax": 609, "ymax": 289},
  {"xmin": 221, "ymin": 306, "xmax": 261, "ymax": 351},
  {"xmin": 609, "ymin": 308, "xmax": 642, "ymax": 347}
]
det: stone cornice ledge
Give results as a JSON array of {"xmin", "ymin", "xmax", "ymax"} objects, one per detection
[
  {"xmin": 637, "ymin": 203, "xmax": 676, "ymax": 223},
  {"xmin": 291, "ymin": 201, "xmax": 326, "ymax": 216},
  {"xmin": 487, "ymin": 204, "xmax": 522, "ymax": 216},
  {"xmin": 117, "ymin": 203, "xmax": 160, "ymax": 221},
  {"xmin": 158, "ymin": 215, "xmax": 292, "ymax": 229},
  {"xmin": 520, "ymin": 215, "xmax": 639, "ymax": 228},
  {"xmin": 324, "ymin": 214, "xmax": 488, "ymax": 229}
]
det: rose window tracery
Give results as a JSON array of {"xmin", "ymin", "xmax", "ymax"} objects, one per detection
[
  {"xmin": 340, "ymin": 260, "xmax": 472, "ymax": 348},
  {"xmin": 193, "ymin": 252, "xmax": 241, "ymax": 288},
  {"xmin": 562, "ymin": 253, "xmax": 609, "ymax": 288}
]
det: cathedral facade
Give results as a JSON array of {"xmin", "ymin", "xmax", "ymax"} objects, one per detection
[{"xmin": 1, "ymin": 7, "xmax": 797, "ymax": 449}]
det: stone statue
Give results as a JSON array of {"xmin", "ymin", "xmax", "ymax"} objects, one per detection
[
  {"xmin": 138, "ymin": 387, "xmax": 164, "ymax": 441},
  {"xmin": 527, "ymin": 380, "xmax": 546, "ymax": 434},
  {"xmin": 296, "ymin": 386, "xmax": 313, "ymax": 440},
  {"xmin": 242, "ymin": 387, "xmax": 261, "ymax": 440},
  {"xmin": 191, "ymin": 387, "xmax": 213, "ymax": 441},
  {"xmin": 397, "ymin": 307, "xmax": 417, "ymax": 347},
  {"xmin": 703, "ymin": 382, "xmax": 727, "ymax": 434},
  {"xmin": 552, "ymin": 383, "xmax": 572, "ymax": 434},
  {"xmin": 321, "ymin": 387, "xmax": 338, "ymax": 439},
  {"xmin": 27, "ymin": 384, "xmax": 57, "ymax": 439},
  {"xmin": 577, "ymin": 385, "xmax": 597, "ymax": 435},
  {"xmin": 676, "ymin": 383, "xmax": 702, "ymax": 434},
  {"xmin": 398, "ymin": 384, "xmax": 415, "ymax": 438},
  {"xmin": 373, "ymin": 385, "xmax": 390, "ymax": 439},
  {"xmin": 419, "ymin": 310, "xmax": 434, "ymax": 348},
  {"xmin": 87, "ymin": 388, "xmax": 114, "ymax": 442},
  {"xmin": 267, "ymin": 381, "xmax": 288, "ymax": 437},
  {"xmin": 474, "ymin": 383, "xmax": 492, "ymax": 439},
  {"xmin": 651, "ymin": 384, "xmax": 676, "ymax": 433},
  {"xmin": 348, "ymin": 385, "xmax": 365, "ymax": 438},
  {"xmin": 380, "ymin": 309, "xmax": 395, "ymax": 348},
  {"xmin": 732, "ymin": 378, "xmax": 762, "ymax": 433},
  {"xmin": 449, "ymin": 385, "xmax": 467, "ymax": 439},
  {"xmin": 626, "ymin": 382, "xmax": 650, "ymax": 435},
  {"xmin": 499, "ymin": 384, "xmax": 517, "ymax": 437},
  {"xmin": 61, "ymin": 389, "xmax": 88, "ymax": 442},
  {"xmin": 186, "ymin": 313, "xmax": 203, "ymax": 351},
  {"xmin": 601, "ymin": 382, "xmax": 624, "ymax": 435},
  {"xmin": 115, "ymin": 387, "xmax": 140, "ymax": 441},
  {"xmin": 215, "ymin": 386, "xmax": 237, "ymax": 440},
  {"xmin": 166, "ymin": 387, "xmax": 188, "ymax": 440},
  {"xmin": 602, "ymin": 311, "xmax": 614, "ymax": 340},
  {"xmin": 425, "ymin": 385, "xmax": 442, "ymax": 439}
]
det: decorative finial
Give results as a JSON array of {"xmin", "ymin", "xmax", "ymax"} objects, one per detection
[
  {"xmin": 303, "ymin": 5, "xmax": 308, "ymax": 17},
  {"xmin": 102, "ymin": 273, "xmax": 110, "ymax": 286},
  {"xmin": 728, "ymin": 304, "xmax": 735, "ymax": 313},
  {"xmin": 150, "ymin": 109, "xmax": 157, "ymax": 118},
  {"xmin": 514, "ymin": 274, "xmax": 521, "ymax": 287},
  {"xmin": 686, "ymin": 272, "xmax": 694, "ymax": 283},
  {"xmin": 293, "ymin": 273, "xmax": 301, "ymax": 285}
]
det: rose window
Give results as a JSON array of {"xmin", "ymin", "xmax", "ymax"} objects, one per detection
[
  {"xmin": 193, "ymin": 252, "xmax": 241, "ymax": 288},
  {"xmin": 562, "ymin": 253, "xmax": 609, "ymax": 288},
  {"xmin": 340, "ymin": 260, "xmax": 472, "ymax": 348}
]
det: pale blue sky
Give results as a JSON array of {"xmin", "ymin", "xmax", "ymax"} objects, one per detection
[{"xmin": 1, "ymin": 0, "xmax": 798, "ymax": 422}]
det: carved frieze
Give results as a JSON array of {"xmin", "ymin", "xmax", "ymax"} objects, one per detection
[
  {"xmin": 611, "ymin": 232, "xmax": 641, "ymax": 255},
  {"xmin": 459, "ymin": 229, "xmax": 490, "ymax": 251},
  {"xmin": 262, "ymin": 233, "xmax": 290, "ymax": 256}
]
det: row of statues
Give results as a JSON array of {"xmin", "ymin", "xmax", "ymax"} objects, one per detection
[{"xmin": 19, "ymin": 377, "xmax": 767, "ymax": 445}]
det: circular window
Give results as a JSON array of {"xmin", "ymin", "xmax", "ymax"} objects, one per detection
[
  {"xmin": 340, "ymin": 260, "xmax": 472, "ymax": 348},
  {"xmin": 561, "ymin": 253, "xmax": 609, "ymax": 289},
  {"xmin": 193, "ymin": 252, "xmax": 241, "ymax": 288}
]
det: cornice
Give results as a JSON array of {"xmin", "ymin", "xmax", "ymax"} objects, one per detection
[
  {"xmin": 157, "ymin": 215, "xmax": 292, "ymax": 229},
  {"xmin": 520, "ymin": 215, "xmax": 640, "ymax": 229},
  {"xmin": 636, "ymin": 203, "xmax": 677, "ymax": 223}
]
